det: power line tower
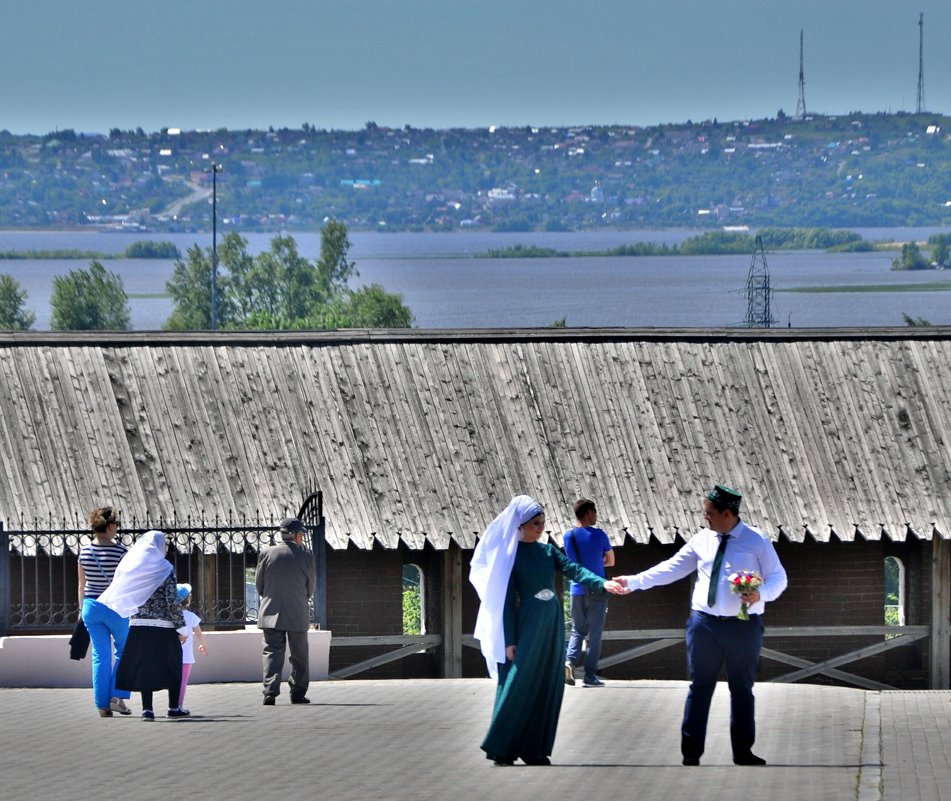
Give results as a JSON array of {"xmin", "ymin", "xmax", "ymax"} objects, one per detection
[
  {"xmin": 916, "ymin": 12, "xmax": 926, "ymax": 114},
  {"xmin": 796, "ymin": 29, "xmax": 806, "ymax": 119},
  {"xmin": 744, "ymin": 236, "xmax": 775, "ymax": 328}
]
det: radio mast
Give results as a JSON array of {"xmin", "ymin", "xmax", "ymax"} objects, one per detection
[
  {"xmin": 796, "ymin": 29, "xmax": 806, "ymax": 119},
  {"xmin": 916, "ymin": 12, "xmax": 926, "ymax": 114}
]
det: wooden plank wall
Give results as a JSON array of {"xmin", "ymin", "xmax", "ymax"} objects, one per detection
[{"xmin": 1, "ymin": 329, "xmax": 950, "ymax": 550}]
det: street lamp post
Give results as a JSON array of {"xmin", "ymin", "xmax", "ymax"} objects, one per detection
[{"xmin": 207, "ymin": 162, "xmax": 223, "ymax": 330}]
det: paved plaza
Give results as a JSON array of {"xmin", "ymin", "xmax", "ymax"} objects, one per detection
[{"xmin": 0, "ymin": 679, "xmax": 948, "ymax": 801}]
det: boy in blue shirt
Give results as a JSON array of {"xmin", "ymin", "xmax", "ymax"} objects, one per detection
[{"xmin": 563, "ymin": 498, "xmax": 615, "ymax": 687}]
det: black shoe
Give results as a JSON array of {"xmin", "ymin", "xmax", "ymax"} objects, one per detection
[
  {"xmin": 487, "ymin": 754, "xmax": 514, "ymax": 767},
  {"xmin": 733, "ymin": 752, "xmax": 766, "ymax": 766},
  {"xmin": 167, "ymin": 707, "xmax": 191, "ymax": 718},
  {"xmin": 522, "ymin": 756, "xmax": 551, "ymax": 766},
  {"xmin": 290, "ymin": 696, "xmax": 310, "ymax": 704},
  {"xmin": 263, "ymin": 695, "xmax": 276, "ymax": 706},
  {"xmin": 682, "ymin": 756, "xmax": 700, "ymax": 766}
]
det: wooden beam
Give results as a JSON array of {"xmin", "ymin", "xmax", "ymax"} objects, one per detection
[
  {"xmin": 759, "ymin": 646, "xmax": 894, "ymax": 690},
  {"xmin": 328, "ymin": 635, "xmax": 441, "ymax": 679},
  {"xmin": 773, "ymin": 630, "xmax": 928, "ymax": 684},
  {"xmin": 441, "ymin": 542, "xmax": 463, "ymax": 678},
  {"xmin": 598, "ymin": 639, "xmax": 682, "ymax": 669},
  {"xmin": 930, "ymin": 536, "xmax": 951, "ymax": 689}
]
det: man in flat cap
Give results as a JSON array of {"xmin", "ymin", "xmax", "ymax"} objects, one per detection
[
  {"xmin": 615, "ymin": 484, "xmax": 787, "ymax": 766},
  {"xmin": 255, "ymin": 517, "xmax": 317, "ymax": 705}
]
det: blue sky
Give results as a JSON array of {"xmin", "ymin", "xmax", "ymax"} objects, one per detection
[{"xmin": 2, "ymin": 1, "xmax": 950, "ymax": 135}]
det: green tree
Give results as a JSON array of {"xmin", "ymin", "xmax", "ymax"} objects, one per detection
[
  {"xmin": 164, "ymin": 224, "xmax": 412, "ymax": 331},
  {"xmin": 50, "ymin": 261, "xmax": 130, "ymax": 330},
  {"xmin": 324, "ymin": 284, "xmax": 415, "ymax": 328},
  {"xmin": 231, "ymin": 234, "xmax": 317, "ymax": 323},
  {"xmin": 931, "ymin": 240, "xmax": 950, "ymax": 268},
  {"xmin": 315, "ymin": 219, "xmax": 357, "ymax": 302},
  {"xmin": 0, "ymin": 274, "xmax": 35, "ymax": 330},
  {"xmin": 892, "ymin": 241, "xmax": 930, "ymax": 271},
  {"xmin": 164, "ymin": 243, "xmax": 214, "ymax": 330},
  {"xmin": 164, "ymin": 233, "xmax": 248, "ymax": 330}
]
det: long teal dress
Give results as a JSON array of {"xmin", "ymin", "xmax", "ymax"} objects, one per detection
[{"xmin": 480, "ymin": 540, "xmax": 607, "ymax": 764}]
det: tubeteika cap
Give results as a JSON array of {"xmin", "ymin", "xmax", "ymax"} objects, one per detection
[{"xmin": 706, "ymin": 484, "xmax": 742, "ymax": 512}]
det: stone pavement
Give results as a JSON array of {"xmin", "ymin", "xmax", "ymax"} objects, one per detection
[{"xmin": 0, "ymin": 679, "xmax": 948, "ymax": 801}]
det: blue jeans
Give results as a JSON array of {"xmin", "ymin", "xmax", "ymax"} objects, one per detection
[
  {"xmin": 682, "ymin": 610, "xmax": 764, "ymax": 760},
  {"xmin": 82, "ymin": 598, "xmax": 130, "ymax": 709},
  {"xmin": 564, "ymin": 592, "xmax": 608, "ymax": 681}
]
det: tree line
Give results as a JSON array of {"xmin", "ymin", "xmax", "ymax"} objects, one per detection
[{"xmin": 0, "ymin": 221, "xmax": 414, "ymax": 332}]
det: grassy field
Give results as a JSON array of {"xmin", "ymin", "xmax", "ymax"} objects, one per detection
[{"xmin": 780, "ymin": 282, "xmax": 951, "ymax": 294}]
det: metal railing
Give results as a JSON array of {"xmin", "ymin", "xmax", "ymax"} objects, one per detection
[{"xmin": 0, "ymin": 516, "xmax": 306, "ymax": 634}]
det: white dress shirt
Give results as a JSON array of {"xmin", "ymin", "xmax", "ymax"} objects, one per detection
[{"xmin": 620, "ymin": 520, "xmax": 787, "ymax": 617}]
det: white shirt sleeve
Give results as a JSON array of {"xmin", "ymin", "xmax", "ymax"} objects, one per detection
[{"xmin": 618, "ymin": 540, "xmax": 700, "ymax": 590}]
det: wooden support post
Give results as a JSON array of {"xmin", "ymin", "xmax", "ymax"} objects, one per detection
[
  {"xmin": 929, "ymin": 535, "xmax": 950, "ymax": 689},
  {"xmin": 441, "ymin": 541, "xmax": 462, "ymax": 678}
]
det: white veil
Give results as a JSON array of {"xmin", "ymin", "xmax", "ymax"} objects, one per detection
[
  {"xmin": 97, "ymin": 530, "xmax": 173, "ymax": 618},
  {"xmin": 469, "ymin": 495, "xmax": 543, "ymax": 678}
]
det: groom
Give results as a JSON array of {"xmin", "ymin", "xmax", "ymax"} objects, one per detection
[{"xmin": 615, "ymin": 484, "xmax": 787, "ymax": 766}]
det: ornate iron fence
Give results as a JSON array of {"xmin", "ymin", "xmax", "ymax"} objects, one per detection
[{"xmin": 0, "ymin": 514, "xmax": 308, "ymax": 633}]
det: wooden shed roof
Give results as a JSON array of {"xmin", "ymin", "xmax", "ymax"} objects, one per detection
[{"xmin": 1, "ymin": 327, "xmax": 949, "ymax": 550}]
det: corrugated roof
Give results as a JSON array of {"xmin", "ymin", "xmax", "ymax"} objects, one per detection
[{"xmin": 1, "ymin": 327, "xmax": 949, "ymax": 549}]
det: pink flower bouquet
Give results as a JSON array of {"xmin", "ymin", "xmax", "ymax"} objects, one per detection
[{"xmin": 727, "ymin": 571, "xmax": 763, "ymax": 620}]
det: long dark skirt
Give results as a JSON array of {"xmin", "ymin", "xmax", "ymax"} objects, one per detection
[{"xmin": 116, "ymin": 626, "xmax": 183, "ymax": 692}]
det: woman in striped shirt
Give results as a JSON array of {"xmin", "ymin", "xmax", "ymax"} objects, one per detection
[{"xmin": 78, "ymin": 506, "xmax": 131, "ymax": 717}]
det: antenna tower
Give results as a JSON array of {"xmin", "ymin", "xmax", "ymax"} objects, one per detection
[
  {"xmin": 916, "ymin": 12, "xmax": 925, "ymax": 114},
  {"xmin": 796, "ymin": 29, "xmax": 806, "ymax": 119},
  {"xmin": 744, "ymin": 236, "xmax": 775, "ymax": 328}
]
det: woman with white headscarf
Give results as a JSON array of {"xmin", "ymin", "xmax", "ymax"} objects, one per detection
[
  {"xmin": 99, "ymin": 531, "xmax": 187, "ymax": 720},
  {"xmin": 470, "ymin": 495, "xmax": 624, "ymax": 766}
]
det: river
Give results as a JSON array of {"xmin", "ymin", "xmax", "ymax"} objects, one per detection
[{"xmin": 1, "ymin": 227, "xmax": 949, "ymax": 329}]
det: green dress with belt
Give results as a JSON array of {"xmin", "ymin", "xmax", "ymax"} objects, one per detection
[{"xmin": 480, "ymin": 540, "xmax": 608, "ymax": 764}]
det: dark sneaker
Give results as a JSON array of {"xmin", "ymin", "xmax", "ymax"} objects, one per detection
[
  {"xmin": 290, "ymin": 696, "xmax": 311, "ymax": 705},
  {"xmin": 263, "ymin": 695, "xmax": 276, "ymax": 706},
  {"xmin": 167, "ymin": 708, "xmax": 191, "ymax": 718},
  {"xmin": 141, "ymin": 710, "xmax": 155, "ymax": 721},
  {"xmin": 582, "ymin": 677, "xmax": 605, "ymax": 687}
]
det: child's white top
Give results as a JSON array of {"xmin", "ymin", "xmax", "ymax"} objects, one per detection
[{"xmin": 178, "ymin": 609, "xmax": 202, "ymax": 664}]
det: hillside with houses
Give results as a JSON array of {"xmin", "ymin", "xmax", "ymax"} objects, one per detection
[{"xmin": 1, "ymin": 112, "xmax": 950, "ymax": 233}]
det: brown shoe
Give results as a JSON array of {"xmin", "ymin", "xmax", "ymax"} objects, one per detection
[{"xmin": 98, "ymin": 708, "xmax": 113, "ymax": 718}]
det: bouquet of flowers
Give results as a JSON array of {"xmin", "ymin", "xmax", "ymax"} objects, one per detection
[{"xmin": 727, "ymin": 571, "xmax": 763, "ymax": 620}]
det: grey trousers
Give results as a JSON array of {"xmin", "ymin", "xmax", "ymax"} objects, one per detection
[{"xmin": 262, "ymin": 628, "xmax": 309, "ymax": 699}]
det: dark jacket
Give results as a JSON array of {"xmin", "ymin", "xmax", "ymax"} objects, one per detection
[{"xmin": 255, "ymin": 538, "xmax": 316, "ymax": 632}]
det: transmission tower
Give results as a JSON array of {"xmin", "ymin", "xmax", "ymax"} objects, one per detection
[
  {"xmin": 916, "ymin": 12, "xmax": 925, "ymax": 114},
  {"xmin": 744, "ymin": 236, "xmax": 775, "ymax": 328},
  {"xmin": 796, "ymin": 29, "xmax": 806, "ymax": 119}
]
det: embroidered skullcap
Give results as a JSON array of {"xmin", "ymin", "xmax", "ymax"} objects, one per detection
[{"xmin": 706, "ymin": 484, "xmax": 742, "ymax": 512}]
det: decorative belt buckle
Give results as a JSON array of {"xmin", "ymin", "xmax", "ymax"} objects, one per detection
[{"xmin": 534, "ymin": 589, "xmax": 556, "ymax": 601}]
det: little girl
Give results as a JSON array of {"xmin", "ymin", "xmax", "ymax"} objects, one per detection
[{"xmin": 175, "ymin": 583, "xmax": 208, "ymax": 715}]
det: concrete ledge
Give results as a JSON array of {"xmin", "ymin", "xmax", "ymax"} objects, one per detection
[{"xmin": 0, "ymin": 627, "xmax": 331, "ymax": 688}]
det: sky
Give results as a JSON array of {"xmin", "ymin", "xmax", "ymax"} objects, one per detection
[{"xmin": 2, "ymin": 1, "xmax": 950, "ymax": 135}]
